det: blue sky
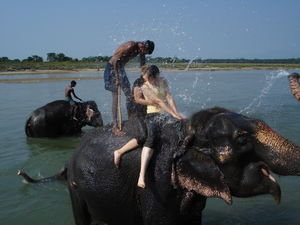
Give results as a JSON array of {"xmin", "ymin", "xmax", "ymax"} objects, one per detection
[{"xmin": 1, "ymin": 0, "xmax": 299, "ymax": 60}]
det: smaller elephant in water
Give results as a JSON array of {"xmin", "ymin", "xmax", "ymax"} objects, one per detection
[{"xmin": 25, "ymin": 100, "xmax": 103, "ymax": 138}]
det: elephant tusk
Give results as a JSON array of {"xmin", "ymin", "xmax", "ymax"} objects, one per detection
[
  {"xmin": 261, "ymin": 168, "xmax": 277, "ymax": 183},
  {"xmin": 70, "ymin": 181, "xmax": 78, "ymax": 188}
]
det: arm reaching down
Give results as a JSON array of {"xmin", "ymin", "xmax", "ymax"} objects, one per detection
[{"xmin": 141, "ymin": 84, "xmax": 182, "ymax": 119}]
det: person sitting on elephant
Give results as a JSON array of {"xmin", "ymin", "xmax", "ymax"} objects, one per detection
[
  {"xmin": 113, "ymin": 65, "xmax": 186, "ymax": 188},
  {"xmin": 65, "ymin": 80, "xmax": 82, "ymax": 120},
  {"xmin": 127, "ymin": 64, "xmax": 150, "ymax": 119},
  {"xmin": 114, "ymin": 65, "xmax": 151, "ymax": 167}
]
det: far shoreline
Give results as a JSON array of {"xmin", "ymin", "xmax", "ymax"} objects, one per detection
[
  {"xmin": 0, "ymin": 65, "xmax": 299, "ymax": 83},
  {"xmin": 1, "ymin": 66, "xmax": 300, "ymax": 76}
]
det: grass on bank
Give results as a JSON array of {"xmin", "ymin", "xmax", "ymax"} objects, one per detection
[{"xmin": 1, "ymin": 61, "xmax": 300, "ymax": 73}]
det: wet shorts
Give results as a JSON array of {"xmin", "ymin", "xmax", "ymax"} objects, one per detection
[
  {"xmin": 65, "ymin": 96, "xmax": 75, "ymax": 105},
  {"xmin": 104, "ymin": 63, "xmax": 130, "ymax": 93}
]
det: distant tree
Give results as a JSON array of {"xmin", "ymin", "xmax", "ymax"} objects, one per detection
[
  {"xmin": 57, "ymin": 53, "xmax": 72, "ymax": 62},
  {"xmin": 47, "ymin": 52, "xmax": 57, "ymax": 62},
  {"xmin": 22, "ymin": 56, "xmax": 34, "ymax": 62},
  {"xmin": 32, "ymin": 55, "xmax": 43, "ymax": 62},
  {"xmin": 0, "ymin": 57, "xmax": 10, "ymax": 62},
  {"xmin": 57, "ymin": 53, "xmax": 66, "ymax": 62}
]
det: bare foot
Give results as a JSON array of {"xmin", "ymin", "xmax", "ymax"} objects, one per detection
[
  {"xmin": 114, "ymin": 150, "xmax": 122, "ymax": 168},
  {"xmin": 137, "ymin": 176, "xmax": 146, "ymax": 189},
  {"xmin": 112, "ymin": 127, "xmax": 125, "ymax": 136}
]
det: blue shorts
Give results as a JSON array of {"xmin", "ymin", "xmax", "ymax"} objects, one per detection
[
  {"xmin": 104, "ymin": 63, "xmax": 130, "ymax": 93},
  {"xmin": 65, "ymin": 96, "xmax": 75, "ymax": 105}
]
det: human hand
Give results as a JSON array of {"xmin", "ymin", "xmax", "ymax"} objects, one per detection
[
  {"xmin": 178, "ymin": 113, "xmax": 187, "ymax": 119},
  {"xmin": 173, "ymin": 113, "xmax": 186, "ymax": 120}
]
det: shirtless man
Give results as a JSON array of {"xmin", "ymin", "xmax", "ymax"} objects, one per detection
[
  {"xmin": 104, "ymin": 40, "xmax": 155, "ymax": 136},
  {"xmin": 65, "ymin": 80, "xmax": 82, "ymax": 120}
]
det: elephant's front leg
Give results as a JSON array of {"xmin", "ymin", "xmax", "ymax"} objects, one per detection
[
  {"xmin": 139, "ymin": 191, "xmax": 180, "ymax": 225},
  {"xmin": 178, "ymin": 191, "xmax": 206, "ymax": 225}
]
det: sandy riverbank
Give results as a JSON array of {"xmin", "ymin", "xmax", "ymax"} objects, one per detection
[
  {"xmin": 0, "ymin": 66, "xmax": 299, "ymax": 83},
  {"xmin": 1, "ymin": 66, "xmax": 299, "ymax": 76}
]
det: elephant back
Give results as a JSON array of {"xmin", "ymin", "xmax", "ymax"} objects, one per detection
[{"xmin": 25, "ymin": 100, "xmax": 79, "ymax": 137}]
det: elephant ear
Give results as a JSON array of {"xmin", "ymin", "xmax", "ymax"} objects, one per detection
[{"xmin": 173, "ymin": 149, "xmax": 232, "ymax": 204}]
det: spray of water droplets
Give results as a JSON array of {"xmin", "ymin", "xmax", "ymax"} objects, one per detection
[{"xmin": 239, "ymin": 70, "xmax": 290, "ymax": 115}]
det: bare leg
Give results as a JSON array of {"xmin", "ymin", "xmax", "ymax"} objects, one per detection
[
  {"xmin": 137, "ymin": 146, "xmax": 154, "ymax": 188},
  {"xmin": 114, "ymin": 138, "xmax": 139, "ymax": 168},
  {"xmin": 72, "ymin": 105, "xmax": 78, "ymax": 120},
  {"xmin": 112, "ymin": 92, "xmax": 125, "ymax": 136}
]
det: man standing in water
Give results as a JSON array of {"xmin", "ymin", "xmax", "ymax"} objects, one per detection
[{"xmin": 104, "ymin": 40, "xmax": 155, "ymax": 136}]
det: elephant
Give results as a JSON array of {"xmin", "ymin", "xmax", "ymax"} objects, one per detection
[
  {"xmin": 25, "ymin": 100, "xmax": 103, "ymax": 138},
  {"xmin": 18, "ymin": 107, "xmax": 300, "ymax": 225}
]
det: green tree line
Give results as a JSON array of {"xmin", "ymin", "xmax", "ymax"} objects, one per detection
[{"xmin": 1, "ymin": 53, "xmax": 300, "ymax": 64}]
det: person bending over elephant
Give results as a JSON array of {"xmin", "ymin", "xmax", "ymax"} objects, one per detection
[
  {"xmin": 65, "ymin": 80, "xmax": 82, "ymax": 120},
  {"xmin": 104, "ymin": 40, "xmax": 155, "ymax": 136},
  {"xmin": 114, "ymin": 64, "xmax": 186, "ymax": 188}
]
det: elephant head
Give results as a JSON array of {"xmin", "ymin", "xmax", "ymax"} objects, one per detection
[
  {"xmin": 172, "ymin": 107, "xmax": 299, "ymax": 205},
  {"xmin": 81, "ymin": 101, "xmax": 103, "ymax": 127}
]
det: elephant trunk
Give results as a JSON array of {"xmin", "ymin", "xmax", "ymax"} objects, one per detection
[
  {"xmin": 254, "ymin": 121, "xmax": 300, "ymax": 176},
  {"xmin": 288, "ymin": 73, "xmax": 300, "ymax": 102}
]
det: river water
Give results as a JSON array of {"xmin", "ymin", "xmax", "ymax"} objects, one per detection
[{"xmin": 0, "ymin": 70, "xmax": 299, "ymax": 225}]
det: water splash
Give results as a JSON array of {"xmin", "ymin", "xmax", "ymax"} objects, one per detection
[
  {"xmin": 184, "ymin": 56, "xmax": 199, "ymax": 71},
  {"xmin": 176, "ymin": 74, "xmax": 212, "ymax": 114},
  {"xmin": 239, "ymin": 70, "xmax": 290, "ymax": 115}
]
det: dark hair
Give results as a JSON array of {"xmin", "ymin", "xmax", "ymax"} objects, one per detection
[
  {"xmin": 71, "ymin": 80, "xmax": 77, "ymax": 86},
  {"xmin": 147, "ymin": 65, "xmax": 160, "ymax": 79},
  {"xmin": 143, "ymin": 40, "xmax": 155, "ymax": 54}
]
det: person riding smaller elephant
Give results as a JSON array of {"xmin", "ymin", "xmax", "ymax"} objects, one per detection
[
  {"xmin": 65, "ymin": 80, "xmax": 82, "ymax": 120},
  {"xmin": 113, "ymin": 64, "xmax": 186, "ymax": 188}
]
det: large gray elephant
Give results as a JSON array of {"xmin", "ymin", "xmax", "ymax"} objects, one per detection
[
  {"xmin": 18, "ymin": 107, "xmax": 300, "ymax": 225},
  {"xmin": 25, "ymin": 100, "xmax": 103, "ymax": 138}
]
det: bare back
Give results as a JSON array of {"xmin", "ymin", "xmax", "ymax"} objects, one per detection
[
  {"xmin": 65, "ymin": 86, "xmax": 74, "ymax": 97},
  {"xmin": 109, "ymin": 41, "xmax": 142, "ymax": 66}
]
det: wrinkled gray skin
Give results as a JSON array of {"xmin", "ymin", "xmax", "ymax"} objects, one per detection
[
  {"xmin": 25, "ymin": 100, "xmax": 103, "ymax": 138},
  {"xmin": 18, "ymin": 107, "xmax": 300, "ymax": 225}
]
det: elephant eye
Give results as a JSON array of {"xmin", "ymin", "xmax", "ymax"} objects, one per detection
[
  {"xmin": 236, "ymin": 135, "xmax": 248, "ymax": 145},
  {"xmin": 212, "ymin": 136, "xmax": 228, "ymax": 146}
]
